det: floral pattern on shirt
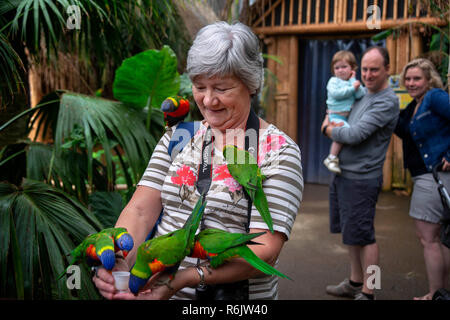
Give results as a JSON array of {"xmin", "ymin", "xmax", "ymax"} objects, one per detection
[
  {"xmin": 171, "ymin": 165, "xmax": 196, "ymax": 201},
  {"xmin": 259, "ymin": 134, "xmax": 287, "ymax": 165},
  {"xmin": 213, "ymin": 164, "xmax": 243, "ymax": 203}
]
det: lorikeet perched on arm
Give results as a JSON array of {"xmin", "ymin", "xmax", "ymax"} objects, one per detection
[
  {"xmin": 223, "ymin": 145, "xmax": 274, "ymax": 233},
  {"xmin": 161, "ymin": 96, "xmax": 190, "ymax": 127},
  {"xmin": 189, "ymin": 228, "xmax": 291, "ymax": 280},
  {"xmin": 128, "ymin": 195, "xmax": 207, "ymax": 294},
  {"xmin": 57, "ymin": 227, "xmax": 134, "ymax": 280}
]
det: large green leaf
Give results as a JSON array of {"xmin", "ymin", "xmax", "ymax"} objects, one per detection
[
  {"xmin": 53, "ymin": 91, "xmax": 155, "ymax": 186},
  {"xmin": 89, "ymin": 191, "xmax": 124, "ymax": 228},
  {"xmin": 112, "ymin": 45, "xmax": 180, "ymax": 110},
  {"xmin": 0, "ymin": 179, "xmax": 102, "ymax": 299}
]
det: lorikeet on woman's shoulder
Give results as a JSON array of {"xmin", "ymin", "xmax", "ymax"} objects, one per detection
[
  {"xmin": 223, "ymin": 145, "xmax": 274, "ymax": 233},
  {"xmin": 161, "ymin": 96, "xmax": 190, "ymax": 127}
]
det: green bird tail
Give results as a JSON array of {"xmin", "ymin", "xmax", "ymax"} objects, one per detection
[
  {"xmin": 237, "ymin": 246, "xmax": 292, "ymax": 280},
  {"xmin": 254, "ymin": 183, "xmax": 274, "ymax": 234},
  {"xmin": 56, "ymin": 267, "xmax": 68, "ymax": 281},
  {"xmin": 184, "ymin": 195, "xmax": 207, "ymax": 245}
]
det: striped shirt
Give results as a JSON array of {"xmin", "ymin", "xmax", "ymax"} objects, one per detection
[{"xmin": 138, "ymin": 121, "xmax": 303, "ymax": 300}]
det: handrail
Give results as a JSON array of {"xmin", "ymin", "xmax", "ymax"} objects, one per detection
[{"xmin": 250, "ymin": 0, "xmax": 446, "ymax": 34}]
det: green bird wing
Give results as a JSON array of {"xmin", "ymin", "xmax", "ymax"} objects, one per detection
[
  {"xmin": 152, "ymin": 230, "xmax": 190, "ymax": 265},
  {"xmin": 182, "ymin": 195, "xmax": 207, "ymax": 250},
  {"xmin": 197, "ymin": 229, "xmax": 265, "ymax": 254},
  {"xmin": 223, "ymin": 146, "xmax": 274, "ymax": 234},
  {"xmin": 253, "ymin": 179, "xmax": 274, "ymax": 234},
  {"xmin": 232, "ymin": 246, "xmax": 292, "ymax": 280},
  {"xmin": 223, "ymin": 145, "xmax": 259, "ymax": 193}
]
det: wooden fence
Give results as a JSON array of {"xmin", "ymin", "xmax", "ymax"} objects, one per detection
[{"xmin": 250, "ymin": 0, "xmax": 446, "ymax": 34}]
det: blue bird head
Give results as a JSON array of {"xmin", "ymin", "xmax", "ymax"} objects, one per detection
[
  {"xmin": 116, "ymin": 233, "xmax": 134, "ymax": 257},
  {"xmin": 161, "ymin": 98, "xmax": 177, "ymax": 112}
]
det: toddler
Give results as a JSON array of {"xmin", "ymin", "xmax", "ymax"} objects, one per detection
[{"xmin": 323, "ymin": 50, "xmax": 366, "ymax": 174}]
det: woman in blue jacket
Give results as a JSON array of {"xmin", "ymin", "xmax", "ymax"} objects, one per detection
[{"xmin": 395, "ymin": 58, "xmax": 450, "ymax": 300}]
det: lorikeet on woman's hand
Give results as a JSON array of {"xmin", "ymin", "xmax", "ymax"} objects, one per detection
[
  {"xmin": 223, "ymin": 145, "xmax": 274, "ymax": 233},
  {"xmin": 161, "ymin": 96, "xmax": 190, "ymax": 127},
  {"xmin": 189, "ymin": 228, "xmax": 291, "ymax": 280},
  {"xmin": 129, "ymin": 195, "xmax": 207, "ymax": 294},
  {"xmin": 57, "ymin": 227, "xmax": 134, "ymax": 279}
]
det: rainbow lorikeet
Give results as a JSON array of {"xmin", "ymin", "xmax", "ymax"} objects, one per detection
[
  {"xmin": 57, "ymin": 227, "xmax": 134, "ymax": 280},
  {"xmin": 161, "ymin": 96, "xmax": 190, "ymax": 127},
  {"xmin": 129, "ymin": 195, "xmax": 207, "ymax": 294},
  {"xmin": 223, "ymin": 145, "xmax": 274, "ymax": 233},
  {"xmin": 189, "ymin": 228, "xmax": 291, "ymax": 280}
]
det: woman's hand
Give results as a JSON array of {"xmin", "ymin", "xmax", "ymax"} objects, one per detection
[
  {"xmin": 92, "ymin": 258, "xmax": 129, "ymax": 300},
  {"xmin": 112, "ymin": 267, "xmax": 199, "ymax": 300}
]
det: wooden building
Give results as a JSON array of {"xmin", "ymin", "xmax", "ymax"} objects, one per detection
[{"xmin": 249, "ymin": 0, "xmax": 447, "ymax": 188}]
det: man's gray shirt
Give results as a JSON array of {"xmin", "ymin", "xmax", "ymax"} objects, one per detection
[{"xmin": 331, "ymin": 87, "xmax": 399, "ymax": 180}]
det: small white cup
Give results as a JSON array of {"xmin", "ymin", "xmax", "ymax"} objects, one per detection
[{"xmin": 112, "ymin": 271, "xmax": 130, "ymax": 293}]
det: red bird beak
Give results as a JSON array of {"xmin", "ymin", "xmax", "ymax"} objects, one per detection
[{"xmin": 122, "ymin": 250, "xmax": 129, "ymax": 258}]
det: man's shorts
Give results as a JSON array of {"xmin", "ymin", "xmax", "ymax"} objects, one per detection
[{"xmin": 329, "ymin": 175, "xmax": 383, "ymax": 246}]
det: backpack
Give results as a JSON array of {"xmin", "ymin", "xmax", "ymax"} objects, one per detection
[{"xmin": 146, "ymin": 121, "xmax": 201, "ymax": 240}]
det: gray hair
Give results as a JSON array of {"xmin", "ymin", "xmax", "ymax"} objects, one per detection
[{"xmin": 187, "ymin": 21, "xmax": 264, "ymax": 95}]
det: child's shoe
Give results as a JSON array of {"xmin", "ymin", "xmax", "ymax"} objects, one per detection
[{"xmin": 323, "ymin": 155, "xmax": 341, "ymax": 174}]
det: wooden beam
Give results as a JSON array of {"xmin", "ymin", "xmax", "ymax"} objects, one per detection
[
  {"xmin": 252, "ymin": 0, "xmax": 284, "ymax": 28},
  {"xmin": 289, "ymin": 0, "xmax": 294, "ymax": 25},
  {"xmin": 393, "ymin": 0, "xmax": 398, "ymax": 20},
  {"xmin": 253, "ymin": 17, "xmax": 447, "ymax": 35},
  {"xmin": 299, "ymin": 0, "xmax": 303, "ymax": 25},
  {"xmin": 306, "ymin": 0, "xmax": 311, "ymax": 24},
  {"xmin": 386, "ymin": 36, "xmax": 397, "ymax": 74},
  {"xmin": 288, "ymin": 35, "xmax": 298, "ymax": 142},
  {"xmin": 352, "ymin": 0, "xmax": 357, "ymax": 22},
  {"xmin": 325, "ymin": 0, "xmax": 330, "ymax": 23},
  {"xmin": 363, "ymin": 0, "xmax": 368, "ymax": 22},
  {"xmin": 262, "ymin": 0, "xmax": 266, "ymax": 26},
  {"xmin": 333, "ymin": 0, "xmax": 337, "ymax": 24},
  {"xmin": 343, "ymin": 0, "xmax": 348, "ymax": 22},
  {"xmin": 404, "ymin": 0, "xmax": 408, "ymax": 19},
  {"xmin": 315, "ymin": 0, "xmax": 320, "ymax": 24}
]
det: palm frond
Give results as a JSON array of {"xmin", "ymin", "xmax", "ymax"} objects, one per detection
[{"xmin": 0, "ymin": 179, "xmax": 101, "ymax": 299}]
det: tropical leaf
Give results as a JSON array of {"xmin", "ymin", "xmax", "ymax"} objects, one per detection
[
  {"xmin": 0, "ymin": 179, "xmax": 102, "ymax": 299},
  {"xmin": 0, "ymin": 30, "xmax": 25, "ymax": 103},
  {"xmin": 28, "ymin": 91, "xmax": 155, "ymax": 187},
  {"xmin": 371, "ymin": 28, "xmax": 394, "ymax": 42},
  {"xmin": 112, "ymin": 46, "xmax": 180, "ymax": 111},
  {"xmin": 89, "ymin": 191, "xmax": 124, "ymax": 228}
]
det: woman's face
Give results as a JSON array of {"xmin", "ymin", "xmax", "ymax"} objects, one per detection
[
  {"xmin": 192, "ymin": 74, "xmax": 251, "ymax": 131},
  {"xmin": 404, "ymin": 67, "xmax": 429, "ymax": 101}
]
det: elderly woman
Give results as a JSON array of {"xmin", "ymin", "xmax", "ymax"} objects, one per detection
[
  {"xmin": 93, "ymin": 21, "xmax": 303, "ymax": 300},
  {"xmin": 394, "ymin": 58, "xmax": 450, "ymax": 300}
]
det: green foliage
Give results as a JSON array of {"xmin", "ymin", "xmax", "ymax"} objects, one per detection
[
  {"xmin": 0, "ymin": 43, "xmax": 180, "ymax": 298},
  {"xmin": 0, "ymin": 179, "xmax": 102, "ymax": 299},
  {"xmin": 113, "ymin": 46, "xmax": 180, "ymax": 129},
  {"xmin": 0, "ymin": 0, "xmax": 190, "ymax": 300},
  {"xmin": 88, "ymin": 191, "xmax": 124, "ymax": 228},
  {"xmin": 371, "ymin": 1, "xmax": 449, "ymax": 88}
]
